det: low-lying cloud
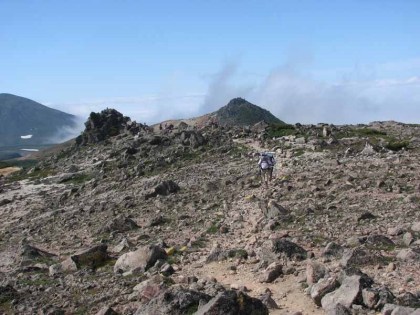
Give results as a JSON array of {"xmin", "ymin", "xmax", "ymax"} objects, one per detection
[
  {"xmin": 202, "ymin": 60, "xmax": 420, "ymax": 124},
  {"xmin": 49, "ymin": 58, "xmax": 420, "ymax": 125},
  {"xmin": 44, "ymin": 116, "xmax": 85, "ymax": 144}
]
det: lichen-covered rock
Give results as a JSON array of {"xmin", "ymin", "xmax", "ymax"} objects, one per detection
[
  {"xmin": 341, "ymin": 247, "xmax": 382, "ymax": 267},
  {"xmin": 271, "ymin": 239, "xmax": 307, "ymax": 261},
  {"xmin": 134, "ymin": 286, "xmax": 211, "ymax": 315}
]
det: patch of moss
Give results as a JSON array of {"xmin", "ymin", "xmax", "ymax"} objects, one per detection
[
  {"xmin": 185, "ymin": 302, "xmax": 200, "ymax": 315},
  {"xmin": 206, "ymin": 222, "xmax": 220, "ymax": 234},
  {"xmin": 19, "ymin": 276, "xmax": 58, "ymax": 287},
  {"xmin": 61, "ymin": 173, "xmax": 93, "ymax": 185}
]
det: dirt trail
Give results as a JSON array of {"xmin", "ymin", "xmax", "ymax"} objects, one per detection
[
  {"xmin": 187, "ymin": 261, "xmax": 323, "ymax": 315},
  {"xmin": 181, "ymin": 139, "xmax": 325, "ymax": 314}
]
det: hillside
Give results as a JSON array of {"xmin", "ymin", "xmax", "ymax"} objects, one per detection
[
  {"xmin": 0, "ymin": 93, "xmax": 77, "ymax": 147},
  {"xmin": 154, "ymin": 97, "xmax": 284, "ymax": 131},
  {"xmin": 0, "ymin": 109, "xmax": 419, "ymax": 314},
  {"xmin": 214, "ymin": 98, "xmax": 284, "ymax": 127}
]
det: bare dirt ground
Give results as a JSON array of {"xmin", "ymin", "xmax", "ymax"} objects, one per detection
[
  {"xmin": 0, "ymin": 167, "xmax": 21, "ymax": 177},
  {"xmin": 185, "ymin": 261, "xmax": 323, "ymax": 315}
]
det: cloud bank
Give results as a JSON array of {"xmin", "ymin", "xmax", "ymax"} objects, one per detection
[
  {"xmin": 202, "ymin": 60, "xmax": 420, "ymax": 124},
  {"xmin": 50, "ymin": 58, "xmax": 420, "ymax": 125}
]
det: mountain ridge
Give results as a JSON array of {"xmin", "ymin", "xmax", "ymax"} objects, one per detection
[{"xmin": 0, "ymin": 93, "xmax": 77, "ymax": 147}]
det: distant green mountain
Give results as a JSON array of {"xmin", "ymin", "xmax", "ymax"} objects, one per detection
[
  {"xmin": 215, "ymin": 98, "xmax": 284, "ymax": 126},
  {"xmin": 0, "ymin": 93, "xmax": 77, "ymax": 147}
]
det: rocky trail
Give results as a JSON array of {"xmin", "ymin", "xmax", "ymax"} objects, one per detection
[{"xmin": 0, "ymin": 110, "xmax": 419, "ymax": 314}]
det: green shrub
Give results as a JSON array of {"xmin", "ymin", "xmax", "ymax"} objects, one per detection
[
  {"xmin": 385, "ymin": 140, "xmax": 409, "ymax": 151},
  {"xmin": 267, "ymin": 124, "xmax": 296, "ymax": 138}
]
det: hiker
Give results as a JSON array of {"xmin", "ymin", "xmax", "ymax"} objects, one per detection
[{"xmin": 258, "ymin": 152, "xmax": 275, "ymax": 187}]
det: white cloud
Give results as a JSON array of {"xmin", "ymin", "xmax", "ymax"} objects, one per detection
[
  {"xmin": 49, "ymin": 94, "xmax": 205, "ymax": 125},
  {"xmin": 47, "ymin": 58, "xmax": 420, "ymax": 125}
]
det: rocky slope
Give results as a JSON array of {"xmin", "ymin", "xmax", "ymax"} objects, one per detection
[{"xmin": 0, "ymin": 110, "xmax": 419, "ymax": 315}]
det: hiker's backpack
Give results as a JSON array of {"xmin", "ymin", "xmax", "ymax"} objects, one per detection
[{"xmin": 260, "ymin": 153, "xmax": 275, "ymax": 170}]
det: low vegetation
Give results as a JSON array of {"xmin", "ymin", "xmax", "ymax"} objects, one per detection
[
  {"xmin": 0, "ymin": 159, "xmax": 37, "ymax": 169},
  {"xmin": 266, "ymin": 123, "xmax": 296, "ymax": 138}
]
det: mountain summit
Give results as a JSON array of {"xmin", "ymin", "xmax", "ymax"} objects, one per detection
[
  {"xmin": 214, "ymin": 98, "xmax": 284, "ymax": 127},
  {"xmin": 0, "ymin": 93, "xmax": 77, "ymax": 147}
]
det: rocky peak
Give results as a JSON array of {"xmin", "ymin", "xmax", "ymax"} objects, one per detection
[
  {"xmin": 75, "ymin": 108, "xmax": 131, "ymax": 145},
  {"xmin": 215, "ymin": 97, "xmax": 284, "ymax": 127}
]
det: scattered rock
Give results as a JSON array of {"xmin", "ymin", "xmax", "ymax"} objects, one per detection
[
  {"xmin": 403, "ymin": 232, "xmax": 414, "ymax": 247},
  {"xmin": 135, "ymin": 286, "xmax": 211, "ymax": 315},
  {"xmin": 100, "ymin": 216, "xmax": 138, "ymax": 233},
  {"xmin": 322, "ymin": 242, "xmax": 344, "ymax": 258},
  {"xmin": 0, "ymin": 199, "xmax": 11, "ymax": 206},
  {"xmin": 62, "ymin": 244, "xmax": 109, "ymax": 270},
  {"xmin": 396, "ymin": 291, "xmax": 420, "ymax": 308},
  {"xmin": 357, "ymin": 212, "xmax": 376, "ymax": 222},
  {"xmin": 259, "ymin": 262, "xmax": 282, "ymax": 283},
  {"xmin": 411, "ymin": 222, "xmax": 420, "ymax": 233},
  {"xmin": 397, "ymin": 248, "xmax": 420, "ymax": 261},
  {"xmin": 382, "ymin": 303, "xmax": 420, "ymax": 315},
  {"xmin": 272, "ymin": 239, "xmax": 307, "ymax": 261},
  {"xmin": 311, "ymin": 277, "xmax": 340, "ymax": 306},
  {"xmin": 114, "ymin": 245, "xmax": 167, "ymax": 274},
  {"xmin": 327, "ymin": 303, "xmax": 351, "ymax": 315},
  {"xmin": 260, "ymin": 199, "xmax": 290, "ymax": 220},
  {"xmin": 365, "ymin": 234, "xmax": 395, "ymax": 249},
  {"xmin": 145, "ymin": 180, "xmax": 180, "ymax": 200},
  {"xmin": 341, "ymin": 247, "xmax": 382, "ymax": 267},
  {"xmin": 95, "ymin": 306, "xmax": 119, "ymax": 315},
  {"xmin": 0, "ymin": 285, "xmax": 18, "ymax": 303},
  {"xmin": 306, "ymin": 260, "xmax": 327, "ymax": 285},
  {"xmin": 195, "ymin": 290, "xmax": 269, "ymax": 315},
  {"xmin": 388, "ymin": 227, "xmax": 404, "ymax": 236},
  {"xmin": 259, "ymin": 292, "xmax": 279, "ymax": 309},
  {"xmin": 321, "ymin": 275, "xmax": 364, "ymax": 311}
]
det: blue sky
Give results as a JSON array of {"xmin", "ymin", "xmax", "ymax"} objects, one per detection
[{"xmin": 1, "ymin": 1, "xmax": 419, "ymax": 124}]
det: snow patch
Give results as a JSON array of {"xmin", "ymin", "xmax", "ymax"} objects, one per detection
[
  {"xmin": 21, "ymin": 149, "xmax": 39, "ymax": 152},
  {"xmin": 21, "ymin": 135, "xmax": 33, "ymax": 139}
]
